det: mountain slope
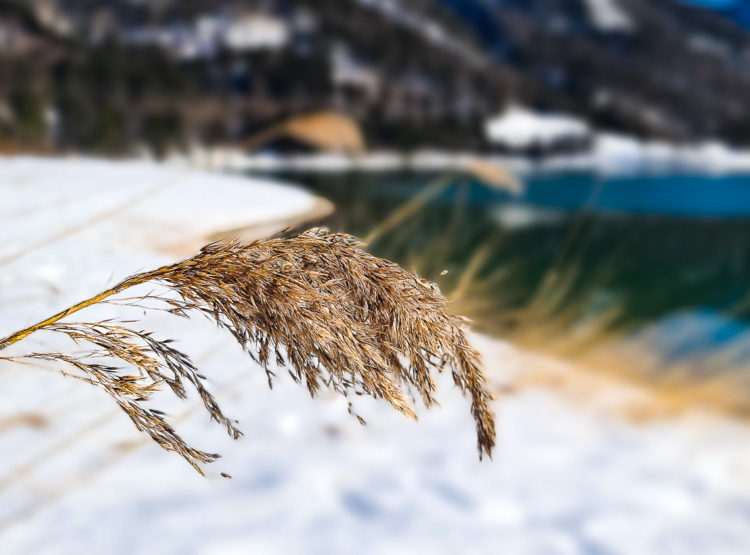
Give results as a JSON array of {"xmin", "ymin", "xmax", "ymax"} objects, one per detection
[
  {"xmin": 2, "ymin": 0, "xmax": 750, "ymax": 153},
  {"xmin": 434, "ymin": 0, "xmax": 750, "ymax": 143}
]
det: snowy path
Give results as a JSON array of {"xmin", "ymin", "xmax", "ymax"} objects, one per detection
[{"xmin": 1, "ymin": 158, "xmax": 750, "ymax": 554}]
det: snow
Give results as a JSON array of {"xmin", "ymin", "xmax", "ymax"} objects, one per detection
[
  {"xmin": 2, "ymin": 157, "xmax": 750, "ymax": 553},
  {"xmin": 118, "ymin": 13, "xmax": 290, "ymax": 60},
  {"xmin": 331, "ymin": 44, "xmax": 381, "ymax": 97},
  {"xmin": 581, "ymin": 0, "xmax": 635, "ymax": 33},
  {"xmin": 693, "ymin": 141, "xmax": 750, "ymax": 173},
  {"xmin": 484, "ymin": 106, "xmax": 591, "ymax": 150},
  {"xmin": 0, "ymin": 156, "xmax": 316, "ymax": 330},
  {"xmin": 228, "ymin": 149, "xmax": 526, "ymax": 179},
  {"xmin": 223, "ymin": 14, "xmax": 290, "ymax": 52},
  {"xmin": 587, "ymin": 134, "xmax": 750, "ymax": 175}
]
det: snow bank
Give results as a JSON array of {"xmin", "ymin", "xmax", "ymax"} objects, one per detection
[
  {"xmin": 0, "ymin": 156, "xmax": 317, "ymax": 334},
  {"xmin": 581, "ymin": 0, "xmax": 635, "ymax": 32},
  {"xmin": 485, "ymin": 106, "xmax": 591, "ymax": 150},
  {"xmin": 588, "ymin": 134, "xmax": 750, "ymax": 175}
]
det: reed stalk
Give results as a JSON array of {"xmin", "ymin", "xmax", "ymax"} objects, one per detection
[{"xmin": 0, "ymin": 228, "xmax": 495, "ymax": 474}]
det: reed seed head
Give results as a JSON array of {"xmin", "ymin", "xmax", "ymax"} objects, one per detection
[{"xmin": 1, "ymin": 228, "xmax": 496, "ymax": 473}]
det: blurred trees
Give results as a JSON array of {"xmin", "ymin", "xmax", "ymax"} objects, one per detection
[
  {"xmin": 8, "ymin": 87, "xmax": 45, "ymax": 147},
  {"xmin": 0, "ymin": 0, "xmax": 511, "ymax": 155},
  {"xmin": 3, "ymin": 0, "xmax": 750, "ymax": 155}
]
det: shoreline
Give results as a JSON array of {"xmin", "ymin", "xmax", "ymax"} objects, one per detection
[
  {"xmin": 197, "ymin": 134, "xmax": 750, "ymax": 178},
  {"xmin": 476, "ymin": 333, "xmax": 750, "ymax": 427}
]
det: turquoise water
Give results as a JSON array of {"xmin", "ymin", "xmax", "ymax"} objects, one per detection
[
  {"xmin": 324, "ymin": 171, "xmax": 750, "ymax": 217},
  {"xmin": 526, "ymin": 173, "xmax": 750, "ymax": 217},
  {"xmin": 255, "ymin": 170, "xmax": 750, "ymax": 380}
]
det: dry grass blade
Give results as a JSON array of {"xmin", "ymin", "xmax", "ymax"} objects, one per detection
[
  {"xmin": 461, "ymin": 158, "xmax": 522, "ymax": 194},
  {"xmin": 282, "ymin": 111, "xmax": 365, "ymax": 154},
  {"xmin": 240, "ymin": 110, "xmax": 365, "ymax": 154},
  {"xmin": 0, "ymin": 228, "xmax": 495, "ymax": 473}
]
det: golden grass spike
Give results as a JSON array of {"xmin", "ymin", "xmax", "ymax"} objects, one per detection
[
  {"xmin": 0, "ymin": 229, "xmax": 495, "ymax": 473},
  {"xmin": 282, "ymin": 111, "xmax": 365, "ymax": 154},
  {"xmin": 461, "ymin": 158, "xmax": 522, "ymax": 194},
  {"xmin": 240, "ymin": 111, "xmax": 365, "ymax": 154}
]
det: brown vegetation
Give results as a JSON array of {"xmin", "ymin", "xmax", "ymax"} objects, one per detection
[{"xmin": 0, "ymin": 228, "xmax": 495, "ymax": 474}]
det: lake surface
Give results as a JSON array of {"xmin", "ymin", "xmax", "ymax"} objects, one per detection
[{"xmin": 251, "ymin": 170, "xmax": 750, "ymax": 390}]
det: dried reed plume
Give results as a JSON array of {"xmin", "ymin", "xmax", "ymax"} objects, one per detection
[
  {"xmin": 0, "ymin": 228, "xmax": 495, "ymax": 473},
  {"xmin": 240, "ymin": 111, "xmax": 365, "ymax": 154}
]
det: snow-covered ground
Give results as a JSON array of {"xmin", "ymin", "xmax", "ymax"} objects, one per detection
[{"xmin": 2, "ymin": 157, "xmax": 750, "ymax": 554}]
